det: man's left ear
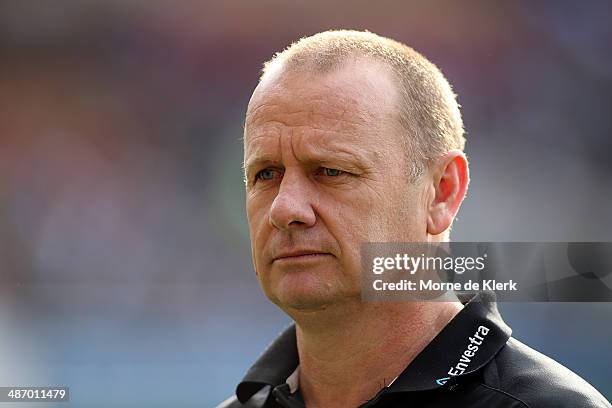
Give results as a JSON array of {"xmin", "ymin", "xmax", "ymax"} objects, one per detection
[{"xmin": 426, "ymin": 150, "xmax": 470, "ymax": 236}]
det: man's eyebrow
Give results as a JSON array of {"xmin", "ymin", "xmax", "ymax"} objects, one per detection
[
  {"xmin": 309, "ymin": 144, "xmax": 377, "ymax": 170},
  {"xmin": 245, "ymin": 149, "xmax": 374, "ymax": 176},
  {"xmin": 244, "ymin": 154, "xmax": 281, "ymax": 174}
]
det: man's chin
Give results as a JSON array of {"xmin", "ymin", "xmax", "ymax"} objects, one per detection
[
  {"xmin": 272, "ymin": 285, "xmax": 357, "ymax": 313},
  {"xmin": 268, "ymin": 284, "xmax": 361, "ymax": 316},
  {"xmin": 271, "ymin": 290, "xmax": 338, "ymax": 313},
  {"xmin": 260, "ymin": 268, "xmax": 359, "ymax": 313}
]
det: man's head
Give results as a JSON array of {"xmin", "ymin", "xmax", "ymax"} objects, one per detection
[{"xmin": 243, "ymin": 30, "xmax": 469, "ymax": 315}]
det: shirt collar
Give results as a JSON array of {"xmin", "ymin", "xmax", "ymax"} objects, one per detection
[
  {"xmin": 235, "ymin": 291, "xmax": 511, "ymax": 403},
  {"xmin": 385, "ymin": 290, "xmax": 512, "ymax": 393},
  {"xmin": 236, "ymin": 325, "xmax": 299, "ymax": 403}
]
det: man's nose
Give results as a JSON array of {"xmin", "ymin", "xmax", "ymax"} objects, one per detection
[{"xmin": 269, "ymin": 171, "xmax": 316, "ymax": 230}]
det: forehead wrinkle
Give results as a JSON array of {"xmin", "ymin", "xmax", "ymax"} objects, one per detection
[
  {"xmin": 290, "ymin": 127, "xmax": 381, "ymax": 170},
  {"xmin": 246, "ymin": 89, "xmax": 380, "ymax": 134},
  {"xmin": 244, "ymin": 69, "xmax": 399, "ymax": 173},
  {"xmin": 244, "ymin": 124, "xmax": 282, "ymax": 173},
  {"xmin": 245, "ymin": 108, "xmax": 380, "ymax": 158},
  {"xmin": 246, "ymin": 109, "xmax": 388, "ymax": 173}
]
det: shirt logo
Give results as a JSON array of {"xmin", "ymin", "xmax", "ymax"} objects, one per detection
[
  {"xmin": 435, "ymin": 325, "xmax": 490, "ymax": 385},
  {"xmin": 435, "ymin": 377, "xmax": 450, "ymax": 385}
]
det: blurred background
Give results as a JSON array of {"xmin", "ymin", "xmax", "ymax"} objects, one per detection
[{"xmin": 1, "ymin": 0, "xmax": 611, "ymax": 406}]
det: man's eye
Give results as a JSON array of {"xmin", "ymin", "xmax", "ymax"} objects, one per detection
[
  {"xmin": 322, "ymin": 168, "xmax": 343, "ymax": 177},
  {"xmin": 255, "ymin": 169, "xmax": 277, "ymax": 182}
]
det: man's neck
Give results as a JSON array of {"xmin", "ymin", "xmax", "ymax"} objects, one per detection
[{"xmin": 291, "ymin": 298, "xmax": 464, "ymax": 408}]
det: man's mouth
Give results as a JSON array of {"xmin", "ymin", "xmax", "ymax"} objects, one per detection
[{"xmin": 273, "ymin": 250, "xmax": 333, "ymax": 263}]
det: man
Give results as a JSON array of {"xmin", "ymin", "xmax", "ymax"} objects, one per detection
[{"xmin": 218, "ymin": 30, "xmax": 610, "ymax": 407}]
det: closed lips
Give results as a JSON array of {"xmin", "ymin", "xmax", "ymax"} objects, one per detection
[{"xmin": 274, "ymin": 251, "xmax": 331, "ymax": 261}]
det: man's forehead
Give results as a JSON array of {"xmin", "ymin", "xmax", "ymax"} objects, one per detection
[
  {"xmin": 246, "ymin": 85, "xmax": 371, "ymax": 133},
  {"xmin": 245, "ymin": 96, "xmax": 368, "ymax": 138},
  {"xmin": 245, "ymin": 59, "xmax": 399, "ymax": 132}
]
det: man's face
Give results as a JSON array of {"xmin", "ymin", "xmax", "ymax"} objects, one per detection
[{"xmin": 244, "ymin": 60, "xmax": 430, "ymax": 312}]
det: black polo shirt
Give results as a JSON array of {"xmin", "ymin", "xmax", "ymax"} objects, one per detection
[{"xmin": 217, "ymin": 292, "xmax": 610, "ymax": 407}]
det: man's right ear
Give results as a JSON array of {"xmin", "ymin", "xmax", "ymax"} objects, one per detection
[{"xmin": 426, "ymin": 150, "xmax": 470, "ymax": 236}]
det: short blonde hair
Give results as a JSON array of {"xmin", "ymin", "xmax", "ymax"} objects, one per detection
[{"xmin": 261, "ymin": 30, "xmax": 465, "ymax": 180}]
